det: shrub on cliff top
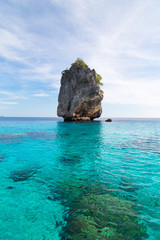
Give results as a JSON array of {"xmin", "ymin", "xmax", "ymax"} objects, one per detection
[{"xmin": 71, "ymin": 58, "xmax": 88, "ymax": 69}]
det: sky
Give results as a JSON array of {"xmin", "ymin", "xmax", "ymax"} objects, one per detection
[{"xmin": 0, "ymin": 0, "xmax": 160, "ymax": 117}]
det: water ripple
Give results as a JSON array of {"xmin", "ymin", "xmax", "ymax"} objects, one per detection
[{"xmin": 0, "ymin": 120, "xmax": 160, "ymax": 239}]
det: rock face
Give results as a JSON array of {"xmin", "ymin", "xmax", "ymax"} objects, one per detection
[
  {"xmin": 105, "ymin": 118, "xmax": 112, "ymax": 122},
  {"xmin": 57, "ymin": 59, "xmax": 103, "ymax": 121}
]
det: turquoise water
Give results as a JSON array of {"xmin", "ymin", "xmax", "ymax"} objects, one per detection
[{"xmin": 0, "ymin": 118, "xmax": 160, "ymax": 240}]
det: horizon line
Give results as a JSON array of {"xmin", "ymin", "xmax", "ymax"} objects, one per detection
[{"xmin": 1, "ymin": 116, "xmax": 160, "ymax": 119}]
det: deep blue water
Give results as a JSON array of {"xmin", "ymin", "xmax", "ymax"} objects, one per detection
[{"xmin": 0, "ymin": 118, "xmax": 160, "ymax": 240}]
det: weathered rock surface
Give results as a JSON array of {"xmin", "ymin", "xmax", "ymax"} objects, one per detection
[{"xmin": 57, "ymin": 59, "xmax": 103, "ymax": 121}]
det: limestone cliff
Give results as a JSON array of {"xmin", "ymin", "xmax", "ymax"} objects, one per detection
[{"xmin": 57, "ymin": 59, "xmax": 103, "ymax": 121}]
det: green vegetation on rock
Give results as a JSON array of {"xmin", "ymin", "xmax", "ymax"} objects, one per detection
[
  {"xmin": 78, "ymin": 77, "xmax": 90, "ymax": 84},
  {"xmin": 61, "ymin": 58, "xmax": 103, "ymax": 99},
  {"xmin": 86, "ymin": 77, "xmax": 90, "ymax": 83},
  {"xmin": 96, "ymin": 73, "xmax": 103, "ymax": 95},
  {"xmin": 96, "ymin": 73, "xmax": 103, "ymax": 86},
  {"xmin": 61, "ymin": 68, "xmax": 69, "ymax": 75},
  {"xmin": 71, "ymin": 58, "xmax": 88, "ymax": 69},
  {"xmin": 61, "ymin": 59, "xmax": 103, "ymax": 92}
]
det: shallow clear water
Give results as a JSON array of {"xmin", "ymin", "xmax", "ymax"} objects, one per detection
[{"xmin": 0, "ymin": 118, "xmax": 160, "ymax": 240}]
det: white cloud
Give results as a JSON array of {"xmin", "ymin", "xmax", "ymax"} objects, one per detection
[
  {"xmin": 21, "ymin": 64, "xmax": 60, "ymax": 86},
  {"xmin": 0, "ymin": 28, "xmax": 25, "ymax": 61},
  {"xmin": 0, "ymin": 0, "xmax": 160, "ymax": 116},
  {"xmin": 0, "ymin": 102, "xmax": 18, "ymax": 105},
  {"xmin": 32, "ymin": 93, "xmax": 50, "ymax": 97},
  {"xmin": 0, "ymin": 90, "xmax": 28, "ymax": 100},
  {"xmin": 0, "ymin": 91, "xmax": 12, "ymax": 95},
  {"xmin": 103, "ymin": 79, "xmax": 160, "ymax": 106},
  {"xmin": 0, "ymin": 106, "xmax": 9, "ymax": 110}
]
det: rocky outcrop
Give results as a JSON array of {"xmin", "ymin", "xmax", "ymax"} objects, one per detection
[
  {"xmin": 105, "ymin": 118, "xmax": 112, "ymax": 122},
  {"xmin": 57, "ymin": 59, "xmax": 103, "ymax": 121}
]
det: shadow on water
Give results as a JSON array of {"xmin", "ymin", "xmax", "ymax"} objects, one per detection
[{"xmin": 50, "ymin": 122, "xmax": 149, "ymax": 240}]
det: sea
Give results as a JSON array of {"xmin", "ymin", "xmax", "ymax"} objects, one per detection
[{"xmin": 0, "ymin": 117, "xmax": 160, "ymax": 240}]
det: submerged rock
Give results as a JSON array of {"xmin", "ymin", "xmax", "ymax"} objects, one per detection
[
  {"xmin": 7, "ymin": 186, "xmax": 14, "ymax": 189},
  {"xmin": 9, "ymin": 169, "xmax": 36, "ymax": 182},
  {"xmin": 27, "ymin": 132, "xmax": 57, "ymax": 140},
  {"xmin": 54, "ymin": 180, "xmax": 148, "ymax": 240},
  {"xmin": 59, "ymin": 154, "xmax": 82, "ymax": 165},
  {"xmin": 0, "ymin": 154, "xmax": 6, "ymax": 162},
  {"xmin": 57, "ymin": 58, "xmax": 103, "ymax": 121},
  {"xmin": 64, "ymin": 193, "xmax": 148, "ymax": 240},
  {"xmin": 119, "ymin": 177, "xmax": 140, "ymax": 195},
  {"xmin": 0, "ymin": 133, "xmax": 26, "ymax": 143}
]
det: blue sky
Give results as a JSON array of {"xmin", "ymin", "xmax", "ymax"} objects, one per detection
[{"xmin": 0, "ymin": 0, "xmax": 160, "ymax": 117}]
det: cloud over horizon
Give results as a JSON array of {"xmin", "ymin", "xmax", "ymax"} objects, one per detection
[{"xmin": 0, "ymin": 0, "xmax": 160, "ymax": 117}]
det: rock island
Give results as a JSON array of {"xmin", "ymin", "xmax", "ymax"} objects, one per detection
[{"xmin": 57, "ymin": 58, "xmax": 103, "ymax": 121}]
